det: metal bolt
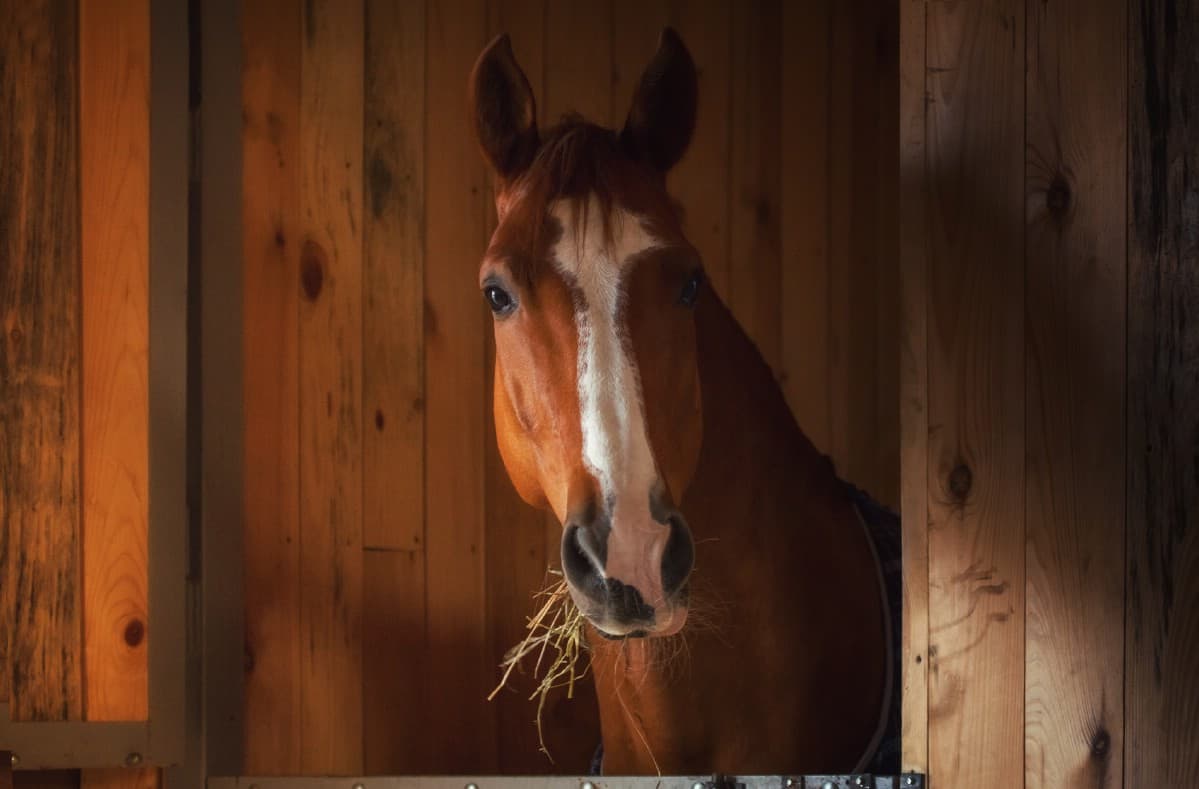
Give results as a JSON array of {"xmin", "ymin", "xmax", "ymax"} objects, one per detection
[
  {"xmin": 9, "ymin": 753, "xmax": 18, "ymax": 768},
  {"xmin": 466, "ymin": 784, "xmax": 479, "ymax": 789},
  {"xmin": 822, "ymin": 782, "xmax": 837, "ymax": 789},
  {"xmin": 905, "ymin": 779, "xmax": 915, "ymax": 787},
  {"xmin": 125, "ymin": 752, "xmax": 143, "ymax": 767},
  {"xmin": 692, "ymin": 783, "xmax": 705, "ymax": 789},
  {"xmin": 582, "ymin": 783, "xmax": 595, "ymax": 789},
  {"xmin": 353, "ymin": 784, "xmax": 365, "ymax": 789},
  {"xmin": 855, "ymin": 779, "xmax": 866, "ymax": 787},
  {"xmin": 785, "ymin": 780, "xmax": 797, "ymax": 788}
]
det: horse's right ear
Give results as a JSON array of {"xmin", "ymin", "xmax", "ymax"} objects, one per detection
[{"xmin": 469, "ymin": 34, "xmax": 539, "ymax": 182}]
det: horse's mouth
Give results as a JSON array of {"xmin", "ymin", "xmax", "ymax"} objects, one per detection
[{"xmin": 594, "ymin": 626, "xmax": 650, "ymax": 641}]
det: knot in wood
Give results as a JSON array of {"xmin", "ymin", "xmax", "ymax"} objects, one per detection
[
  {"xmin": 948, "ymin": 463, "xmax": 973, "ymax": 501},
  {"xmin": 1091, "ymin": 728, "xmax": 1111, "ymax": 759},
  {"xmin": 123, "ymin": 618, "xmax": 145, "ymax": 647},
  {"xmin": 300, "ymin": 240, "xmax": 326, "ymax": 301},
  {"xmin": 1046, "ymin": 175, "xmax": 1072, "ymax": 217}
]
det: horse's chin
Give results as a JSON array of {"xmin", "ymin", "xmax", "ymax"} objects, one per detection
[{"xmin": 589, "ymin": 605, "xmax": 689, "ymax": 640}]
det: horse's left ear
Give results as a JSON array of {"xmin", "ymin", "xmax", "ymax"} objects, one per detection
[{"xmin": 619, "ymin": 28, "xmax": 698, "ymax": 175}]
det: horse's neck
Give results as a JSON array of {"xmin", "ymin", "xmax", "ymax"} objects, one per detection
[
  {"xmin": 589, "ymin": 293, "xmax": 862, "ymax": 769},
  {"xmin": 689, "ymin": 293, "xmax": 837, "ymax": 524}
]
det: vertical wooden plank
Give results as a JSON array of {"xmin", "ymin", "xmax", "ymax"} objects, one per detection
[
  {"xmin": 826, "ymin": 0, "xmax": 854, "ymax": 475},
  {"xmin": 298, "ymin": 0, "xmax": 364, "ymax": 774},
  {"xmin": 666, "ymin": 0, "xmax": 732, "ymax": 305},
  {"xmin": 364, "ymin": 0, "xmax": 425, "ymax": 553},
  {"xmin": 1024, "ymin": 1, "xmax": 1127, "ymax": 787},
  {"xmin": 924, "ymin": 2, "xmax": 1025, "ymax": 787},
  {"xmin": 544, "ymin": 0, "xmax": 613, "ymax": 127},
  {"xmin": 242, "ymin": 0, "xmax": 302, "ymax": 774},
  {"xmin": 1127, "ymin": 0, "xmax": 1199, "ymax": 785},
  {"xmin": 870, "ymin": 0, "xmax": 901, "ymax": 511},
  {"xmin": 779, "ymin": 0, "xmax": 831, "ymax": 452},
  {"xmin": 361, "ymin": 0, "xmax": 427, "ymax": 774},
  {"xmin": 425, "ymin": 0, "xmax": 493, "ymax": 772},
  {"xmin": 728, "ymin": 0, "xmax": 782, "ymax": 377},
  {"xmin": 79, "ymin": 1, "xmax": 160, "ymax": 785},
  {"xmin": 897, "ymin": 0, "xmax": 928, "ymax": 775},
  {"xmin": 0, "ymin": 0, "xmax": 83, "ymax": 721},
  {"xmin": 79, "ymin": 0, "xmax": 150, "ymax": 724},
  {"xmin": 362, "ymin": 549, "xmax": 427, "ymax": 773},
  {"xmin": 846, "ymin": 0, "xmax": 885, "ymax": 503}
]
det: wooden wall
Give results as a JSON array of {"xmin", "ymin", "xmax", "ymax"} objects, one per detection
[
  {"xmin": 899, "ymin": 1, "xmax": 1199, "ymax": 787},
  {"xmin": 240, "ymin": 0, "xmax": 899, "ymax": 775},
  {"xmin": 0, "ymin": 0, "xmax": 158, "ymax": 786}
]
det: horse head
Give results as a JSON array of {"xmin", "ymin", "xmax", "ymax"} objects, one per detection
[{"xmin": 469, "ymin": 29, "xmax": 703, "ymax": 640}]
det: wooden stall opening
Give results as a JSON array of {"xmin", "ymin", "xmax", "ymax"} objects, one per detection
[
  {"xmin": 0, "ymin": 0, "xmax": 190, "ymax": 785},
  {"xmin": 236, "ymin": 0, "xmax": 901, "ymax": 779}
]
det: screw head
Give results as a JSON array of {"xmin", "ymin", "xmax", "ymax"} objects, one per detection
[
  {"xmin": 905, "ymin": 779, "xmax": 915, "ymax": 787},
  {"xmin": 786, "ymin": 780, "xmax": 797, "ymax": 788},
  {"xmin": 124, "ymin": 752, "xmax": 143, "ymax": 767},
  {"xmin": 352, "ymin": 784, "xmax": 365, "ymax": 789},
  {"xmin": 692, "ymin": 783, "xmax": 705, "ymax": 789},
  {"xmin": 822, "ymin": 782, "xmax": 837, "ymax": 789},
  {"xmin": 855, "ymin": 778, "xmax": 866, "ymax": 787},
  {"xmin": 9, "ymin": 753, "xmax": 18, "ymax": 767},
  {"xmin": 465, "ymin": 784, "xmax": 479, "ymax": 789}
]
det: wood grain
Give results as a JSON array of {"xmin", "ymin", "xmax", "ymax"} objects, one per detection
[
  {"xmin": 779, "ymin": 1, "xmax": 831, "ymax": 453},
  {"xmin": 544, "ymin": 0, "xmax": 613, "ymax": 127},
  {"xmin": 1126, "ymin": 0, "xmax": 1199, "ymax": 785},
  {"xmin": 924, "ymin": 2, "xmax": 1025, "ymax": 786},
  {"xmin": 897, "ymin": 0, "xmax": 928, "ymax": 774},
  {"xmin": 869, "ymin": 0, "xmax": 901, "ymax": 512},
  {"xmin": 826, "ymin": 0, "xmax": 853, "ymax": 476},
  {"xmin": 298, "ymin": 0, "xmax": 364, "ymax": 773},
  {"xmin": 1024, "ymin": 2, "xmax": 1126, "ymax": 787},
  {"xmin": 79, "ymin": 0, "xmax": 150, "ymax": 724},
  {"xmin": 0, "ymin": 0, "xmax": 82, "ymax": 722},
  {"xmin": 727, "ymin": 0, "xmax": 782, "ymax": 377},
  {"xmin": 666, "ymin": 0, "xmax": 732, "ymax": 304},
  {"xmin": 362, "ymin": 549, "xmax": 427, "ymax": 773},
  {"xmin": 241, "ymin": 0, "xmax": 302, "ymax": 773},
  {"xmin": 364, "ymin": 0, "xmax": 425, "ymax": 553},
  {"xmin": 424, "ymin": 0, "xmax": 494, "ymax": 771},
  {"xmin": 361, "ymin": 0, "xmax": 428, "ymax": 773}
]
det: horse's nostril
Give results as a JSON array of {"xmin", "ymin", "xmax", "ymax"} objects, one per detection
[
  {"xmin": 660, "ymin": 512, "xmax": 695, "ymax": 596},
  {"xmin": 562, "ymin": 524, "xmax": 606, "ymax": 598}
]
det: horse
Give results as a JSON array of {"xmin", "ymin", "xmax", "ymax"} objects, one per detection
[{"xmin": 468, "ymin": 28, "xmax": 901, "ymax": 776}]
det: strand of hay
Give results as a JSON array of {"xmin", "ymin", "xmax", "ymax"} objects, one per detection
[{"xmin": 488, "ymin": 570, "xmax": 590, "ymax": 761}]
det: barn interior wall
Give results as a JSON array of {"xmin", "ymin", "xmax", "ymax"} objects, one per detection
[
  {"xmin": 240, "ymin": 0, "xmax": 899, "ymax": 775},
  {"xmin": 899, "ymin": 1, "xmax": 1199, "ymax": 787}
]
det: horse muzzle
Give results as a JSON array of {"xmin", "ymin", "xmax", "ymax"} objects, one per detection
[{"xmin": 560, "ymin": 508, "xmax": 694, "ymax": 638}]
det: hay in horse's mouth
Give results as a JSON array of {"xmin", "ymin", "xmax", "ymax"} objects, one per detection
[{"xmin": 487, "ymin": 570, "xmax": 590, "ymax": 762}]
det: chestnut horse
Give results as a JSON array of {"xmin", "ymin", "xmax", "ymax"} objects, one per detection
[{"xmin": 469, "ymin": 29, "xmax": 900, "ymax": 776}]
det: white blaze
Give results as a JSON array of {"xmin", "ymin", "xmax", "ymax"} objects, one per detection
[{"xmin": 549, "ymin": 198, "xmax": 666, "ymax": 591}]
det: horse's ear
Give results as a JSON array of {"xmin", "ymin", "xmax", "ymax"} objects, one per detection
[
  {"xmin": 469, "ymin": 34, "xmax": 540, "ymax": 182},
  {"xmin": 619, "ymin": 28, "xmax": 698, "ymax": 175}
]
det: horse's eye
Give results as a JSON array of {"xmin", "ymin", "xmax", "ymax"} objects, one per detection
[
  {"xmin": 484, "ymin": 284, "xmax": 515, "ymax": 315},
  {"xmin": 678, "ymin": 270, "xmax": 704, "ymax": 308}
]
